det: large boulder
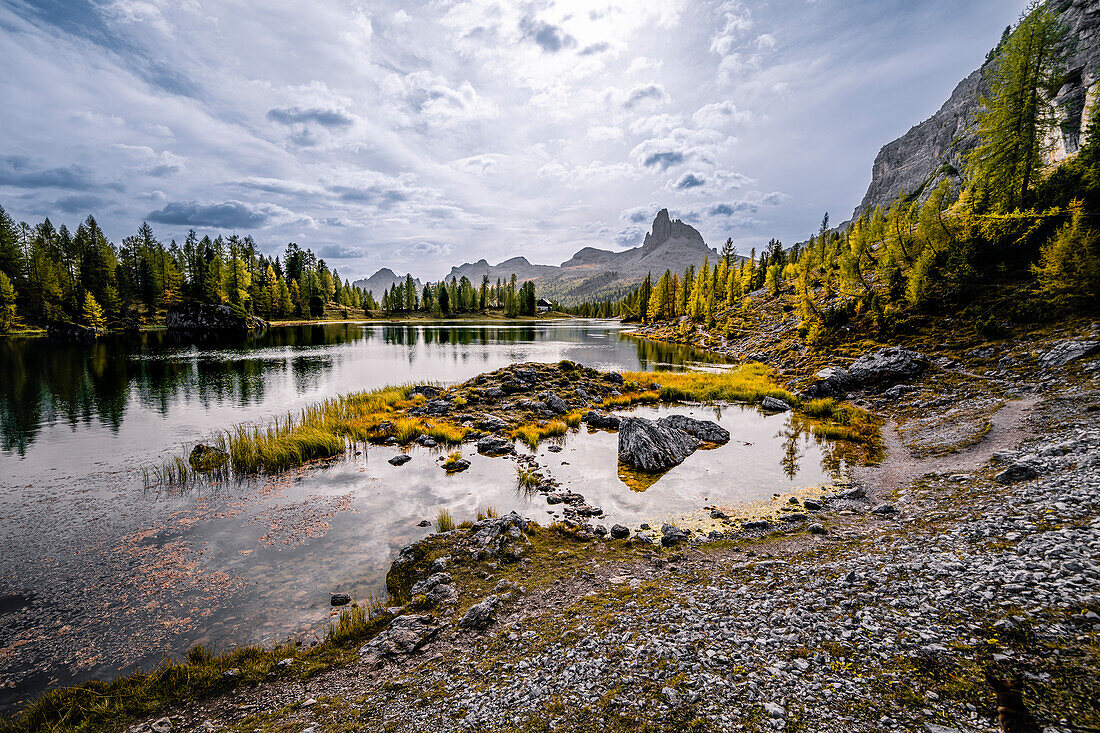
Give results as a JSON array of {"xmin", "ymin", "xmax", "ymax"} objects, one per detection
[
  {"xmin": 359, "ymin": 614, "xmax": 439, "ymax": 657},
  {"xmin": 165, "ymin": 303, "xmax": 268, "ymax": 331},
  {"xmin": 847, "ymin": 346, "xmax": 928, "ymax": 386},
  {"xmin": 544, "ymin": 392, "xmax": 569, "ymax": 415},
  {"xmin": 1039, "ymin": 340, "xmax": 1099, "ymax": 368},
  {"xmin": 656, "ymin": 414, "xmax": 730, "ymax": 444},
  {"xmin": 618, "ymin": 417, "xmax": 700, "ymax": 472},
  {"xmin": 802, "ymin": 367, "xmax": 855, "ymax": 399}
]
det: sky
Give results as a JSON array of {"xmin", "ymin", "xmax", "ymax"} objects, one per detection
[{"xmin": 0, "ymin": 0, "xmax": 1029, "ymax": 281}]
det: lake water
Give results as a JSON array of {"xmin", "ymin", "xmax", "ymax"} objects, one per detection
[{"xmin": 0, "ymin": 321, "xmax": 841, "ymax": 711}]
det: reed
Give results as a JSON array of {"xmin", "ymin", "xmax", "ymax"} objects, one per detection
[
  {"xmin": 512, "ymin": 420, "xmax": 568, "ymax": 449},
  {"xmin": 436, "ymin": 508, "xmax": 456, "ymax": 532},
  {"xmin": 476, "ymin": 506, "xmax": 500, "ymax": 521}
]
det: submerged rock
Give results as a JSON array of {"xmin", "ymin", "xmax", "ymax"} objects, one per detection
[
  {"xmin": 330, "ymin": 593, "xmax": 351, "ymax": 606},
  {"xmin": 188, "ymin": 444, "xmax": 229, "ymax": 471},
  {"xmin": 618, "ymin": 417, "xmax": 700, "ymax": 472},
  {"xmin": 656, "ymin": 414, "xmax": 730, "ymax": 444},
  {"xmin": 477, "ymin": 434, "xmax": 514, "ymax": 455}
]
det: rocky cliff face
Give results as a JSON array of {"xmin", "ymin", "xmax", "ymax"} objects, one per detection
[
  {"xmin": 436, "ymin": 209, "xmax": 716, "ymax": 303},
  {"xmin": 854, "ymin": 0, "xmax": 1100, "ymax": 218}
]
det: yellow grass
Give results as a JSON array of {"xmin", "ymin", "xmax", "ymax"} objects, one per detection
[
  {"xmin": 512, "ymin": 420, "xmax": 568, "ymax": 449},
  {"xmin": 436, "ymin": 508, "xmax": 455, "ymax": 532},
  {"xmin": 619, "ymin": 364, "xmax": 796, "ymax": 404}
]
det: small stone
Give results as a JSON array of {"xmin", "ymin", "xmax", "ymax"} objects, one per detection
[
  {"xmin": 871, "ymin": 504, "xmax": 898, "ymax": 515},
  {"xmin": 388, "ymin": 454, "xmax": 412, "ymax": 466},
  {"xmin": 330, "ymin": 593, "xmax": 351, "ymax": 607},
  {"xmin": 761, "ymin": 396, "xmax": 791, "ymax": 412},
  {"xmin": 417, "ymin": 519, "xmax": 432, "ymax": 527},
  {"xmin": 610, "ymin": 524, "xmax": 630, "ymax": 539},
  {"xmin": 809, "ymin": 523, "xmax": 826, "ymax": 535},
  {"xmin": 763, "ymin": 702, "xmax": 786, "ymax": 719},
  {"xmin": 151, "ymin": 718, "xmax": 172, "ymax": 733}
]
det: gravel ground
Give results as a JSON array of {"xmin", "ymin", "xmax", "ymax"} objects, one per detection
[{"xmin": 134, "ymin": 340, "xmax": 1100, "ymax": 733}]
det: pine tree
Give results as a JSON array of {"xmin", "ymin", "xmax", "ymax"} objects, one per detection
[
  {"xmin": 968, "ymin": 1, "xmax": 1065, "ymax": 209},
  {"xmin": 0, "ymin": 270, "xmax": 17, "ymax": 331}
]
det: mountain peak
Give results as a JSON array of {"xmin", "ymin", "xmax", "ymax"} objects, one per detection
[{"xmin": 642, "ymin": 208, "xmax": 705, "ymax": 253}]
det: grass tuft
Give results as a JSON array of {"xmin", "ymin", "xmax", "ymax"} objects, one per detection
[{"xmin": 436, "ymin": 508, "xmax": 456, "ymax": 532}]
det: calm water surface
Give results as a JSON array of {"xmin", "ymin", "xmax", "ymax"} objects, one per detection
[{"xmin": 0, "ymin": 321, "xmax": 841, "ymax": 711}]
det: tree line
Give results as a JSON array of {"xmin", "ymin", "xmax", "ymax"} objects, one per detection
[
  {"xmin": 378, "ymin": 274, "xmax": 542, "ymax": 317},
  {"xmin": 0, "ymin": 212, "xmax": 547, "ymax": 332},
  {"xmin": 577, "ymin": 1, "xmax": 1099, "ymax": 336}
]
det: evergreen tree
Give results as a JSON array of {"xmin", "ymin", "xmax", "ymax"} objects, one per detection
[
  {"xmin": 0, "ymin": 270, "xmax": 17, "ymax": 331},
  {"xmin": 968, "ymin": 1, "xmax": 1066, "ymax": 209}
]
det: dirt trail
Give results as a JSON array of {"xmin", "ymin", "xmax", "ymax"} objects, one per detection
[{"xmin": 854, "ymin": 394, "xmax": 1040, "ymax": 496}]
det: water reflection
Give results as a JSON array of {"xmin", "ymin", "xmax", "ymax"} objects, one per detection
[{"xmin": 0, "ymin": 321, "xmax": 724, "ymax": 459}]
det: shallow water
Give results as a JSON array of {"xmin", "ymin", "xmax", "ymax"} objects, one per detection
[{"xmin": 0, "ymin": 321, "xmax": 841, "ymax": 711}]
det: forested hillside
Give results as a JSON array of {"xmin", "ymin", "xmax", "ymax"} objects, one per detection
[{"xmin": 574, "ymin": 1, "xmax": 1100, "ymax": 334}]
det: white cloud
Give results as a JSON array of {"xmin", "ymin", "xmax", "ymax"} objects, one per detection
[{"xmin": 693, "ymin": 101, "xmax": 752, "ymax": 130}]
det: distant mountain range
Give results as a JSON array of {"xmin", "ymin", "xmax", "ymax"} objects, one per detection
[
  {"xmin": 353, "ymin": 209, "xmax": 719, "ymax": 303},
  {"xmin": 352, "ymin": 268, "xmax": 422, "ymax": 300}
]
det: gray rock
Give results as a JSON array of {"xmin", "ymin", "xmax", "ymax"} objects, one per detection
[
  {"xmin": 870, "ymin": 504, "xmax": 898, "ymax": 515},
  {"xmin": 743, "ymin": 520, "xmax": 770, "ymax": 530},
  {"xmin": 165, "ymin": 303, "xmax": 268, "ymax": 331},
  {"xmin": 544, "ymin": 393, "xmax": 569, "ymax": 415},
  {"xmin": 330, "ymin": 593, "xmax": 351, "ymax": 606},
  {"xmin": 803, "ymin": 366, "xmax": 854, "ymax": 399},
  {"xmin": 803, "ymin": 499, "xmax": 823, "ymax": 510},
  {"xmin": 610, "ymin": 524, "xmax": 630, "ymax": 540},
  {"xmin": 411, "ymin": 573, "xmax": 456, "ymax": 604},
  {"xmin": 617, "ymin": 417, "xmax": 700, "ymax": 472},
  {"xmin": 477, "ymin": 414, "xmax": 509, "ymax": 432},
  {"xmin": 477, "ymin": 434, "xmax": 514, "ymax": 455},
  {"xmin": 848, "ymin": 346, "xmax": 928, "ymax": 386},
  {"xmin": 582, "ymin": 411, "xmax": 621, "ymax": 429},
  {"xmin": 388, "ymin": 454, "xmax": 412, "ymax": 466},
  {"xmin": 809, "ymin": 523, "xmax": 826, "ymax": 535},
  {"xmin": 1040, "ymin": 339, "xmax": 1100, "ymax": 368},
  {"xmin": 657, "ymin": 414, "xmax": 730, "ymax": 444},
  {"xmin": 458, "ymin": 595, "xmax": 501, "ymax": 630},
  {"xmin": 760, "ymin": 396, "xmax": 791, "ymax": 412},
  {"xmin": 360, "ymin": 615, "xmax": 440, "ymax": 656},
  {"xmin": 660, "ymin": 524, "xmax": 689, "ymax": 547},
  {"xmin": 995, "ymin": 461, "xmax": 1039, "ymax": 484}
]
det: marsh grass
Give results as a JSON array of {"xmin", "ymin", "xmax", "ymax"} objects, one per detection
[
  {"xmin": 517, "ymin": 466, "xmax": 543, "ymax": 492},
  {"xmin": 441, "ymin": 452, "xmax": 466, "ymax": 473},
  {"xmin": 512, "ymin": 420, "xmax": 568, "ymax": 449},
  {"xmin": 476, "ymin": 506, "xmax": 499, "ymax": 521},
  {"xmin": 146, "ymin": 383, "xmax": 466, "ymax": 486},
  {"xmin": 620, "ymin": 364, "xmax": 796, "ymax": 404},
  {"xmin": 798, "ymin": 397, "xmax": 881, "ymax": 445},
  {"xmin": 436, "ymin": 508, "xmax": 456, "ymax": 532}
]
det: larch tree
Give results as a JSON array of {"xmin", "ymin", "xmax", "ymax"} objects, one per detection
[{"xmin": 968, "ymin": 0, "xmax": 1065, "ymax": 209}]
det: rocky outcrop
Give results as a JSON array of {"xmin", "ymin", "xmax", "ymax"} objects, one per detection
[
  {"xmin": 359, "ymin": 614, "xmax": 439, "ymax": 659},
  {"xmin": 458, "ymin": 595, "xmax": 501, "ymax": 630},
  {"xmin": 854, "ymin": 0, "xmax": 1100, "ymax": 217},
  {"xmin": 583, "ymin": 411, "xmax": 621, "ymax": 430},
  {"xmin": 618, "ymin": 417, "xmax": 700, "ymax": 472},
  {"xmin": 476, "ymin": 434, "xmax": 515, "ymax": 455},
  {"xmin": 1039, "ymin": 339, "xmax": 1099, "ymax": 368},
  {"xmin": 165, "ymin": 304, "xmax": 268, "ymax": 331},
  {"xmin": 47, "ymin": 322, "xmax": 99, "ymax": 341},
  {"xmin": 803, "ymin": 346, "xmax": 927, "ymax": 397},
  {"xmin": 847, "ymin": 347, "xmax": 928, "ymax": 386}
]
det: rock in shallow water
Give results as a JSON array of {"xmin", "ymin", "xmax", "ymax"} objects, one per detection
[
  {"xmin": 388, "ymin": 454, "xmax": 412, "ymax": 466},
  {"xmin": 477, "ymin": 434, "xmax": 514, "ymax": 455},
  {"xmin": 617, "ymin": 417, "xmax": 700, "ymax": 472},
  {"xmin": 761, "ymin": 396, "xmax": 791, "ymax": 412},
  {"xmin": 656, "ymin": 414, "xmax": 730, "ymax": 444}
]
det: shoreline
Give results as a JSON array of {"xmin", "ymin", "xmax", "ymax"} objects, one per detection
[{"xmin": 5, "ymin": 316, "xmax": 1099, "ymax": 733}]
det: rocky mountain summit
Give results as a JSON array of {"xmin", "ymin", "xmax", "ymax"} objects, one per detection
[
  {"xmin": 854, "ymin": 0, "xmax": 1100, "ymax": 217},
  {"xmin": 440, "ymin": 209, "xmax": 718, "ymax": 303},
  {"xmin": 351, "ymin": 267, "xmax": 421, "ymax": 300}
]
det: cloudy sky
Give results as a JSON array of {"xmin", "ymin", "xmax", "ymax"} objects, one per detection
[{"xmin": 1, "ymin": 0, "xmax": 1027, "ymax": 281}]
